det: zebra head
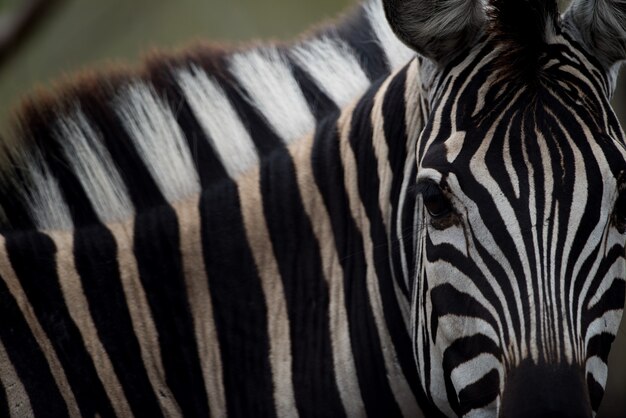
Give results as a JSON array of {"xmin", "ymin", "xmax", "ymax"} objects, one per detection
[{"xmin": 385, "ymin": 0, "xmax": 626, "ymax": 416}]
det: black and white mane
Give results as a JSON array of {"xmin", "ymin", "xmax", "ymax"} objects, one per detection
[{"xmin": 0, "ymin": 0, "xmax": 413, "ymax": 232}]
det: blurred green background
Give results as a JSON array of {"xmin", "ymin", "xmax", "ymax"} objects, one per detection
[
  {"xmin": 0, "ymin": 0, "xmax": 624, "ymax": 416},
  {"xmin": 0, "ymin": 0, "xmax": 354, "ymax": 130}
]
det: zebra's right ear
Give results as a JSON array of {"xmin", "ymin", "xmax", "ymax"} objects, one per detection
[
  {"xmin": 562, "ymin": 0, "xmax": 626, "ymax": 70},
  {"xmin": 382, "ymin": 0, "xmax": 487, "ymax": 65}
]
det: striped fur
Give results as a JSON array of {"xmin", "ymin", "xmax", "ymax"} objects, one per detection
[
  {"xmin": 0, "ymin": 1, "xmax": 426, "ymax": 416},
  {"xmin": 0, "ymin": 0, "xmax": 625, "ymax": 417},
  {"xmin": 407, "ymin": 1, "xmax": 626, "ymax": 415}
]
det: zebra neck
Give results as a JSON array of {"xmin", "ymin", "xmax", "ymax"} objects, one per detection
[
  {"xmin": 237, "ymin": 56, "xmax": 426, "ymax": 327},
  {"xmin": 221, "ymin": 58, "xmax": 427, "ymax": 415},
  {"xmin": 332, "ymin": 58, "xmax": 424, "ymax": 301}
]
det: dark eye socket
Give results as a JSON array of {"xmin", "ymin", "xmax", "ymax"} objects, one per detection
[
  {"xmin": 417, "ymin": 181, "xmax": 453, "ymax": 218},
  {"xmin": 613, "ymin": 191, "xmax": 626, "ymax": 233}
]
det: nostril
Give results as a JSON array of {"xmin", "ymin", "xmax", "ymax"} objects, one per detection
[{"xmin": 499, "ymin": 360, "xmax": 592, "ymax": 418}]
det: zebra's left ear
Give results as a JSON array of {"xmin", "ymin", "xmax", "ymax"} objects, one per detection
[
  {"xmin": 382, "ymin": 0, "xmax": 487, "ymax": 65},
  {"xmin": 563, "ymin": 0, "xmax": 626, "ymax": 70}
]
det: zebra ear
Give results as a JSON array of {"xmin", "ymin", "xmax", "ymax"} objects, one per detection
[
  {"xmin": 382, "ymin": 0, "xmax": 487, "ymax": 64},
  {"xmin": 563, "ymin": 0, "xmax": 626, "ymax": 69}
]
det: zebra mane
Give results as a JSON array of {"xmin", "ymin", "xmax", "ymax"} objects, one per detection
[
  {"xmin": 0, "ymin": 0, "xmax": 414, "ymax": 232},
  {"xmin": 488, "ymin": 0, "xmax": 559, "ymax": 85}
]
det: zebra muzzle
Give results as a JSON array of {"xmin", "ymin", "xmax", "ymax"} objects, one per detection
[{"xmin": 498, "ymin": 359, "xmax": 592, "ymax": 418}]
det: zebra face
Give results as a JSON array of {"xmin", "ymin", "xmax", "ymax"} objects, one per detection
[
  {"xmin": 414, "ymin": 85, "xmax": 626, "ymax": 415},
  {"xmin": 384, "ymin": 0, "xmax": 626, "ymax": 416}
]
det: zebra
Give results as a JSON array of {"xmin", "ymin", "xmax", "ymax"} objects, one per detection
[{"xmin": 0, "ymin": 0, "xmax": 624, "ymax": 416}]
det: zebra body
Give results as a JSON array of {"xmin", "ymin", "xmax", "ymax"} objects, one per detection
[
  {"xmin": 1, "ymin": 0, "xmax": 626, "ymax": 417},
  {"xmin": 0, "ymin": 66, "xmax": 424, "ymax": 418},
  {"xmin": 0, "ymin": 2, "xmax": 425, "ymax": 416}
]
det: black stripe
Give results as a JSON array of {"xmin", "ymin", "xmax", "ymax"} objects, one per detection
[
  {"xmin": 312, "ymin": 112, "xmax": 402, "ymax": 417},
  {"xmin": 442, "ymin": 335, "xmax": 501, "ymax": 417},
  {"xmin": 382, "ymin": 66, "xmax": 411, "ymax": 298},
  {"xmin": 0, "ymin": 264, "xmax": 68, "ymax": 417},
  {"xmin": 457, "ymin": 369, "xmax": 499, "ymax": 415},
  {"xmin": 587, "ymin": 372, "xmax": 605, "ymax": 412},
  {"xmin": 221, "ymin": 79, "xmax": 285, "ymax": 158},
  {"xmin": 0, "ymin": 172, "xmax": 34, "ymax": 231},
  {"xmin": 289, "ymin": 59, "xmax": 340, "ymax": 121},
  {"xmin": 200, "ymin": 181, "xmax": 276, "ymax": 417},
  {"xmin": 403, "ymin": 165, "xmax": 419, "ymax": 285},
  {"xmin": 259, "ymin": 149, "xmax": 345, "ymax": 417},
  {"xmin": 0, "ymin": 374, "xmax": 8, "ymax": 418},
  {"xmin": 586, "ymin": 333, "xmax": 616, "ymax": 365},
  {"xmin": 429, "ymin": 283, "xmax": 497, "ymax": 343},
  {"xmin": 333, "ymin": 4, "xmax": 390, "ymax": 80},
  {"xmin": 0, "ymin": 130, "xmax": 34, "ymax": 229},
  {"xmin": 5, "ymin": 231, "xmax": 116, "ymax": 417},
  {"xmin": 73, "ymin": 225, "xmax": 164, "ymax": 417},
  {"xmin": 133, "ymin": 205, "xmax": 210, "ymax": 417}
]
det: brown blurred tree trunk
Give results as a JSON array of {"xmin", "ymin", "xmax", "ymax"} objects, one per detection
[{"xmin": 0, "ymin": 0, "xmax": 62, "ymax": 67}]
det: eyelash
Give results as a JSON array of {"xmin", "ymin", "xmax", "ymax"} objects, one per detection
[{"xmin": 416, "ymin": 181, "xmax": 453, "ymax": 219}]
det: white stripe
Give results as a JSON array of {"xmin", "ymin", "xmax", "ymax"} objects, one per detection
[
  {"xmin": 115, "ymin": 82, "xmax": 200, "ymax": 202},
  {"xmin": 370, "ymin": 72, "xmax": 411, "ymax": 329},
  {"xmin": 288, "ymin": 132, "xmax": 366, "ymax": 416},
  {"xmin": 464, "ymin": 399, "xmax": 498, "ymax": 418},
  {"xmin": 290, "ymin": 37, "xmax": 370, "ymax": 107},
  {"xmin": 177, "ymin": 67, "xmax": 259, "ymax": 178},
  {"xmin": 436, "ymin": 315, "xmax": 500, "ymax": 349},
  {"xmin": 237, "ymin": 168, "xmax": 298, "ymax": 418},
  {"xmin": 339, "ymin": 109, "xmax": 420, "ymax": 417},
  {"xmin": 229, "ymin": 47, "xmax": 315, "ymax": 144},
  {"xmin": 0, "ymin": 339, "xmax": 33, "ymax": 417},
  {"xmin": 586, "ymin": 355, "xmax": 608, "ymax": 388},
  {"xmin": 21, "ymin": 151, "xmax": 73, "ymax": 231},
  {"xmin": 449, "ymin": 354, "xmax": 501, "ymax": 393},
  {"xmin": 107, "ymin": 221, "xmax": 182, "ymax": 417},
  {"xmin": 398, "ymin": 59, "xmax": 422, "ymax": 292},
  {"xmin": 173, "ymin": 198, "xmax": 226, "ymax": 417},
  {"xmin": 56, "ymin": 109, "xmax": 133, "ymax": 223},
  {"xmin": 584, "ymin": 310, "xmax": 623, "ymax": 349},
  {"xmin": 364, "ymin": 0, "xmax": 415, "ymax": 70},
  {"xmin": 502, "ymin": 123, "xmax": 520, "ymax": 199},
  {"xmin": 371, "ymin": 72, "xmax": 395, "ymax": 234}
]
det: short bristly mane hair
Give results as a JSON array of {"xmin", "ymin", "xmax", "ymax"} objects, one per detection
[{"xmin": 488, "ymin": 0, "xmax": 560, "ymax": 86}]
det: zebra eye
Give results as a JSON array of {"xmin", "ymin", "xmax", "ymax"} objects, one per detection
[
  {"xmin": 613, "ymin": 191, "xmax": 626, "ymax": 234},
  {"xmin": 418, "ymin": 181, "xmax": 453, "ymax": 219},
  {"xmin": 424, "ymin": 192, "xmax": 451, "ymax": 218}
]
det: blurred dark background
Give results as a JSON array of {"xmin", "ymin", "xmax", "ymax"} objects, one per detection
[{"xmin": 0, "ymin": 0, "xmax": 624, "ymax": 416}]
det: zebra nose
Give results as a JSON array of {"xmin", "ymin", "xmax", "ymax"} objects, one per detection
[{"xmin": 498, "ymin": 360, "xmax": 592, "ymax": 418}]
